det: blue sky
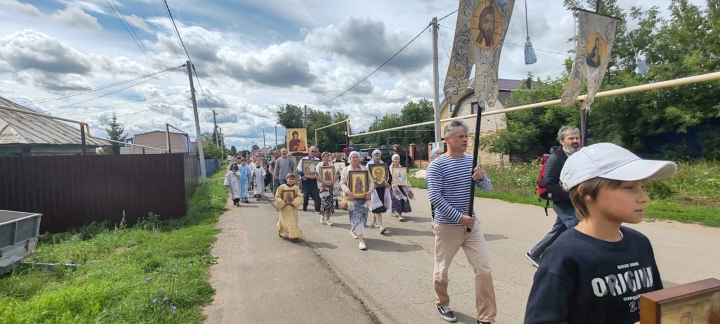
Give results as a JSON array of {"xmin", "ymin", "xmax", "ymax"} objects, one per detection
[{"xmin": 0, "ymin": 0, "xmax": 707, "ymax": 150}]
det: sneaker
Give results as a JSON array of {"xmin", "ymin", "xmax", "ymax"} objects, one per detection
[
  {"xmin": 372, "ymin": 221, "xmax": 380, "ymax": 228},
  {"xmin": 319, "ymin": 216, "xmax": 326, "ymax": 225},
  {"xmin": 326, "ymin": 219, "xmax": 333, "ymax": 226},
  {"xmin": 525, "ymin": 252, "xmax": 540, "ymax": 268},
  {"xmin": 257, "ymin": 198, "xmax": 260, "ymax": 201},
  {"xmin": 380, "ymin": 226, "xmax": 387, "ymax": 234},
  {"xmin": 351, "ymin": 231, "xmax": 358, "ymax": 239},
  {"xmin": 358, "ymin": 241, "xmax": 367, "ymax": 250},
  {"xmin": 314, "ymin": 211, "xmax": 321, "ymax": 214},
  {"xmin": 477, "ymin": 321, "xmax": 496, "ymax": 324},
  {"xmin": 436, "ymin": 306, "xmax": 457, "ymax": 322}
]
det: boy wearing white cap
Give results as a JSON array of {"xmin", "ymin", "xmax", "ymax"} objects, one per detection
[{"xmin": 524, "ymin": 143, "xmax": 676, "ymax": 324}]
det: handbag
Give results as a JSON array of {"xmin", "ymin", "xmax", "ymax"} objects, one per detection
[{"xmin": 402, "ymin": 199, "xmax": 412, "ymax": 213}]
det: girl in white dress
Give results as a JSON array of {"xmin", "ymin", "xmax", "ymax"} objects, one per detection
[{"xmin": 252, "ymin": 163, "xmax": 266, "ymax": 201}]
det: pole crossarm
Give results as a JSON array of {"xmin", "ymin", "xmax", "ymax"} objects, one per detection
[
  {"xmin": 350, "ymin": 71, "xmax": 720, "ymax": 138},
  {"xmin": 166, "ymin": 123, "xmax": 190, "ymax": 134}
]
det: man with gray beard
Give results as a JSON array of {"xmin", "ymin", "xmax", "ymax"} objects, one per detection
[{"xmin": 525, "ymin": 126, "xmax": 582, "ymax": 267}]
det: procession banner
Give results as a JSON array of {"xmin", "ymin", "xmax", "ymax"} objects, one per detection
[
  {"xmin": 443, "ymin": 0, "xmax": 516, "ymax": 107},
  {"xmin": 560, "ymin": 8, "xmax": 620, "ymax": 110}
]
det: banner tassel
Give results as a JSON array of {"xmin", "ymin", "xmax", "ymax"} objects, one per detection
[{"xmin": 525, "ymin": 37, "xmax": 538, "ymax": 65}]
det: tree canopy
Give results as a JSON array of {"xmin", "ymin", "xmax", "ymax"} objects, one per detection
[
  {"xmin": 481, "ymin": 0, "xmax": 720, "ymax": 160},
  {"xmin": 102, "ymin": 112, "xmax": 127, "ymax": 155}
]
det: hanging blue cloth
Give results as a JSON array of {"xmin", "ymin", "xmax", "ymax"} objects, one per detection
[
  {"xmin": 523, "ymin": 0, "xmax": 537, "ymax": 65},
  {"xmin": 495, "ymin": 0, "xmax": 509, "ymax": 5},
  {"xmin": 525, "ymin": 37, "xmax": 538, "ymax": 65}
]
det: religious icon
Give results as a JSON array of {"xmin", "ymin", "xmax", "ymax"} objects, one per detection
[
  {"xmin": 393, "ymin": 167, "xmax": 409, "ymax": 186},
  {"xmin": 301, "ymin": 159, "xmax": 319, "ymax": 179},
  {"xmin": 283, "ymin": 190, "xmax": 295, "ymax": 203},
  {"xmin": 349, "ymin": 171, "xmax": 368, "ymax": 196},
  {"xmin": 584, "ymin": 33, "xmax": 607, "ymax": 68},
  {"xmin": 334, "ymin": 161, "xmax": 345, "ymax": 172},
  {"xmin": 286, "ymin": 128, "xmax": 308, "ymax": 154},
  {"xmin": 640, "ymin": 278, "xmax": 720, "ymax": 324},
  {"xmin": 471, "ymin": 0, "xmax": 503, "ymax": 50},
  {"xmin": 368, "ymin": 163, "xmax": 388, "ymax": 186},
  {"xmin": 320, "ymin": 166, "xmax": 335, "ymax": 182}
]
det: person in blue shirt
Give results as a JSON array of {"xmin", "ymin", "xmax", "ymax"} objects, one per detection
[
  {"xmin": 524, "ymin": 143, "xmax": 676, "ymax": 324},
  {"xmin": 426, "ymin": 120, "xmax": 497, "ymax": 324}
]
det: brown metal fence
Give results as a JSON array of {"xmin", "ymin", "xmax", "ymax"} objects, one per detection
[{"xmin": 0, "ymin": 153, "xmax": 198, "ymax": 233}]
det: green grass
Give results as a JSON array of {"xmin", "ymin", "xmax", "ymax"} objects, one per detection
[
  {"xmin": 410, "ymin": 160, "xmax": 720, "ymax": 227},
  {"xmin": 0, "ymin": 168, "xmax": 229, "ymax": 324}
]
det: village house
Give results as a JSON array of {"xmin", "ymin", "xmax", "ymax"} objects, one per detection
[
  {"xmin": 0, "ymin": 96, "xmax": 109, "ymax": 156},
  {"xmin": 121, "ymin": 130, "xmax": 194, "ymax": 154}
]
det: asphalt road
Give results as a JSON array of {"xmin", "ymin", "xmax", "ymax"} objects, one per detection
[{"xmin": 204, "ymin": 188, "xmax": 720, "ymax": 324}]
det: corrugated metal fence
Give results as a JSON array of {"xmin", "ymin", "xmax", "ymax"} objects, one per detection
[
  {"xmin": 199, "ymin": 159, "xmax": 221, "ymax": 177},
  {"xmin": 0, "ymin": 153, "xmax": 199, "ymax": 233}
]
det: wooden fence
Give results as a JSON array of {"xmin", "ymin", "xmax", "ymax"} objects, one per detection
[{"xmin": 0, "ymin": 153, "xmax": 198, "ymax": 233}]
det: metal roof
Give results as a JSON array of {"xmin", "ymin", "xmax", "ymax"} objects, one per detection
[{"xmin": 0, "ymin": 96, "xmax": 108, "ymax": 147}]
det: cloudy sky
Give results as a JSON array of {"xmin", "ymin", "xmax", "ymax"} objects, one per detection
[{"xmin": 0, "ymin": 0, "xmax": 705, "ymax": 150}]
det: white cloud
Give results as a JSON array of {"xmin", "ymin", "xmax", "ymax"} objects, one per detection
[
  {"xmin": 1, "ymin": 0, "xmax": 42, "ymax": 17},
  {"xmin": 124, "ymin": 14, "xmax": 154, "ymax": 34},
  {"xmin": 51, "ymin": 6, "xmax": 102, "ymax": 30}
]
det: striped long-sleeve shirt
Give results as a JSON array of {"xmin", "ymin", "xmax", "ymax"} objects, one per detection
[{"xmin": 426, "ymin": 154, "xmax": 492, "ymax": 225}]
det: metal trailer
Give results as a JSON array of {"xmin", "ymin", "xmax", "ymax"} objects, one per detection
[{"xmin": 0, "ymin": 210, "xmax": 42, "ymax": 274}]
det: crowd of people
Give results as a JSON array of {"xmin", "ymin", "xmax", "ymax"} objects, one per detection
[{"xmin": 223, "ymin": 121, "xmax": 681, "ymax": 324}]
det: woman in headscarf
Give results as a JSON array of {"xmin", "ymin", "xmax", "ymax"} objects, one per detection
[
  {"xmin": 316, "ymin": 151, "xmax": 339, "ymax": 225},
  {"xmin": 367, "ymin": 149, "xmax": 390, "ymax": 234},
  {"xmin": 340, "ymin": 151, "xmax": 374, "ymax": 250},
  {"xmin": 390, "ymin": 154, "xmax": 414, "ymax": 221}
]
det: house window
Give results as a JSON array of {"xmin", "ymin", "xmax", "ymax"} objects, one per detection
[
  {"xmin": 449, "ymin": 104, "xmax": 456, "ymax": 114},
  {"xmin": 471, "ymin": 102, "xmax": 485, "ymax": 114}
]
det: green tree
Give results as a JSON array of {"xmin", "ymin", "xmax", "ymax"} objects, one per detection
[
  {"xmin": 400, "ymin": 99, "xmax": 435, "ymax": 145},
  {"xmin": 230, "ymin": 146, "xmax": 237, "ymax": 155},
  {"xmin": 102, "ymin": 112, "xmax": 127, "ymax": 155},
  {"xmin": 252, "ymin": 144, "xmax": 260, "ymax": 150},
  {"xmin": 276, "ymin": 104, "xmax": 304, "ymax": 129},
  {"xmin": 483, "ymin": 1, "xmax": 720, "ymax": 159},
  {"xmin": 202, "ymin": 144, "xmax": 223, "ymax": 159}
]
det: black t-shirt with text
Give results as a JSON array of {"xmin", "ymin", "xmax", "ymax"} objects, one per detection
[{"xmin": 524, "ymin": 227, "xmax": 663, "ymax": 324}]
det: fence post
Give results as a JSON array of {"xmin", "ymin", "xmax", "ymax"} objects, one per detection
[{"xmin": 80, "ymin": 125, "xmax": 86, "ymax": 155}]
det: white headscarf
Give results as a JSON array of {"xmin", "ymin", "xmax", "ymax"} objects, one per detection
[
  {"xmin": 389, "ymin": 154, "xmax": 401, "ymax": 173},
  {"xmin": 348, "ymin": 151, "xmax": 361, "ymax": 161}
]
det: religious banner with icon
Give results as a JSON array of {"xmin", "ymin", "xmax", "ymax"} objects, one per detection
[
  {"xmin": 560, "ymin": 8, "xmax": 620, "ymax": 111},
  {"xmin": 443, "ymin": 0, "xmax": 516, "ymax": 107}
]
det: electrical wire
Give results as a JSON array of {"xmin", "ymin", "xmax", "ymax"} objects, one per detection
[
  {"xmin": 437, "ymin": 24, "xmax": 573, "ymax": 57},
  {"xmin": 31, "ymin": 67, "xmax": 183, "ymax": 104},
  {"xmin": 150, "ymin": 0, "xmax": 183, "ymax": 58},
  {"xmin": 115, "ymin": 97, "xmax": 192, "ymax": 118},
  {"xmin": 58, "ymin": 68, "xmax": 181, "ymax": 108},
  {"xmin": 438, "ymin": 10, "xmax": 458, "ymax": 22},
  {"xmin": 105, "ymin": 0, "xmax": 185, "ymax": 96},
  {"xmin": 320, "ymin": 24, "xmax": 431, "ymax": 106},
  {"xmin": 438, "ymin": 26, "xmax": 451, "ymax": 59},
  {"xmin": 162, "ymin": 0, "xmax": 192, "ymax": 62}
]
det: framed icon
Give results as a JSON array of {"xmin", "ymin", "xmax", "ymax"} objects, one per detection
[
  {"xmin": 392, "ymin": 167, "xmax": 409, "ymax": 186},
  {"xmin": 640, "ymin": 278, "xmax": 720, "ymax": 324},
  {"xmin": 349, "ymin": 171, "xmax": 369, "ymax": 196},
  {"xmin": 282, "ymin": 190, "xmax": 295, "ymax": 204},
  {"xmin": 334, "ymin": 161, "xmax": 346, "ymax": 172},
  {"xmin": 301, "ymin": 159, "xmax": 319, "ymax": 179},
  {"xmin": 320, "ymin": 166, "xmax": 335, "ymax": 183},
  {"xmin": 368, "ymin": 163, "xmax": 388, "ymax": 186},
  {"xmin": 286, "ymin": 128, "xmax": 308, "ymax": 154}
]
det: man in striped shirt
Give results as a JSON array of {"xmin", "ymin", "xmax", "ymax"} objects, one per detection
[{"xmin": 426, "ymin": 120, "xmax": 497, "ymax": 324}]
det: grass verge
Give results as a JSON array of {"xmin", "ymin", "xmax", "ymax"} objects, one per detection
[
  {"xmin": 410, "ymin": 161, "xmax": 720, "ymax": 228},
  {"xmin": 0, "ymin": 169, "xmax": 228, "ymax": 324}
]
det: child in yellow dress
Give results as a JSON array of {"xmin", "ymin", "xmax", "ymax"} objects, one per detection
[{"xmin": 275, "ymin": 173, "xmax": 303, "ymax": 240}]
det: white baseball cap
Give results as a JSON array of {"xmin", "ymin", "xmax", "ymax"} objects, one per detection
[{"xmin": 560, "ymin": 143, "xmax": 677, "ymax": 191}]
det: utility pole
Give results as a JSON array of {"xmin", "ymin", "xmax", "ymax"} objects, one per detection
[
  {"xmin": 303, "ymin": 105, "xmax": 308, "ymax": 129},
  {"xmin": 213, "ymin": 110, "xmax": 219, "ymax": 148},
  {"xmin": 431, "ymin": 17, "xmax": 442, "ymax": 148},
  {"xmin": 187, "ymin": 61, "xmax": 207, "ymax": 184},
  {"xmin": 262, "ymin": 130, "xmax": 266, "ymax": 152},
  {"xmin": 275, "ymin": 125, "xmax": 278, "ymax": 148},
  {"xmin": 219, "ymin": 127, "xmax": 224, "ymax": 161}
]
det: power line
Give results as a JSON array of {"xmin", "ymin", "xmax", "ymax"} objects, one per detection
[
  {"xmin": 321, "ymin": 24, "xmax": 431, "ymax": 106},
  {"xmin": 45, "ymin": 91, "xmax": 187, "ymax": 113},
  {"xmin": 192, "ymin": 65, "xmax": 213, "ymax": 109},
  {"xmin": 437, "ymin": 24, "xmax": 573, "ymax": 57},
  {"xmin": 438, "ymin": 26, "xmax": 451, "ymax": 59},
  {"xmin": 58, "ymin": 68, "xmax": 181, "ymax": 108},
  {"xmin": 31, "ymin": 67, "xmax": 183, "ymax": 104},
  {"xmin": 438, "ymin": 10, "xmax": 458, "ymax": 22},
  {"xmin": 162, "ymin": 0, "xmax": 192, "ymax": 61},
  {"xmin": 115, "ymin": 97, "xmax": 192, "ymax": 118},
  {"xmin": 150, "ymin": 0, "xmax": 183, "ymax": 58},
  {"xmin": 105, "ymin": 0, "xmax": 184, "ymax": 95}
]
